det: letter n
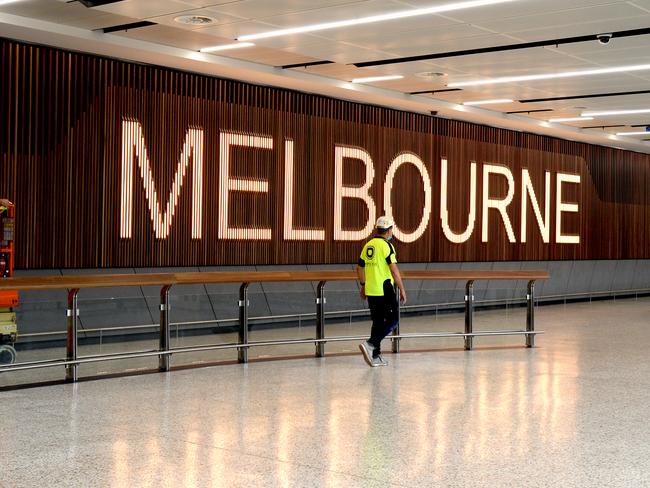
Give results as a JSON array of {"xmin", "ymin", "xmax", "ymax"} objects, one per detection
[{"xmin": 120, "ymin": 118, "xmax": 204, "ymax": 239}]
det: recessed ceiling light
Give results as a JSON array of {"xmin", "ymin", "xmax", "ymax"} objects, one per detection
[
  {"xmin": 615, "ymin": 131, "xmax": 650, "ymax": 136},
  {"xmin": 448, "ymin": 63, "xmax": 650, "ymax": 88},
  {"xmin": 238, "ymin": 0, "xmax": 520, "ymax": 41},
  {"xmin": 463, "ymin": 99, "xmax": 513, "ymax": 105},
  {"xmin": 200, "ymin": 42, "xmax": 255, "ymax": 53},
  {"xmin": 548, "ymin": 117, "xmax": 594, "ymax": 122},
  {"xmin": 582, "ymin": 108, "xmax": 650, "ymax": 117},
  {"xmin": 352, "ymin": 75, "xmax": 404, "ymax": 83},
  {"xmin": 174, "ymin": 15, "xmax": 217, "ymax": 26}
]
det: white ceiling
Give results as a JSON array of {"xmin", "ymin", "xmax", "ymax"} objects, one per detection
[{"xmin": 2, "ymin": 0, "xmax": 650, "ymax": 151}]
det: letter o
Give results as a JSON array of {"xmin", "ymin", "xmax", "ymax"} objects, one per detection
[{"xmin": 383, "ymin": 152, "xmax": 432, "ymax": 243}]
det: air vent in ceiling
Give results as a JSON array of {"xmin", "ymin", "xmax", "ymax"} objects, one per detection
[{"xmin": 174, "ymin": 15, "xmax": 217, "ymax": 26}]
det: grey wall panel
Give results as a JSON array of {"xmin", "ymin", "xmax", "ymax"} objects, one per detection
[
  {"xmin": 484, "ymin": 262, "xmax": 521, "ymax": 302},
  {"xmin": 397, "ymin": 263, "xmax": 427, "ymax": 305},
  {"xmin": 306, "ymin": 264, "xmax": 360, "ymax": 312},
  {"xmin": 519, "ymin": 261, "xmax": 550, "ymax": 297},
  {"xmin": 630, "ymin": 260, "xmax": 650, "ymax": 290},
  {"xmin": 611, "ymin": 260, "xmax": 637, "ymax": 291},
  {"xmin": 258, "ymin": 265, "xmax": 315, "ymax": 317},
  {"xmin": 541, "ymin": 261, "xmax": 574, "ymax": 298},
  {"xmin": 588, "ymin": 261, "xmax": 617, "ymax": 293},
  {"xmin": 418, "ymin": 262, "xmax": 464, "ymax": 305},
  {"xmin": 461, "ymin": 262, "xmax": 493, "ymax": 302},
  {"xmin": 201, "ymin": 266, "xmax": 271, "ymax": 321},
  {"xmin": 14, "ymin": 270, "xmax": 71, "ymax": 334},
  {"xmin": 565, "ymin": 261, "xmax": 596, "ymax": 295}
]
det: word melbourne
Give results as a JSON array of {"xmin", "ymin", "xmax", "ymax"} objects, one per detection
[{"xmin": 119, "ymin": 118, "xmax": 580, "ymax": 245}]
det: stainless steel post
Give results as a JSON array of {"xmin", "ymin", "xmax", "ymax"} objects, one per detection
[
  {"xmin": 391, "ymin": 285, "xmax": 401, "ymax": 353},
  {"xmin": 464, "ymin": 280, "xmax": 474, "ymax": 350},
  {"xmin": 65, "ymin": 288, "xmax": 80, "ymax": 382},
  {"xmin": 238, "ymin": 283, "xmax": 249, "ymax": 363},
  {"xmin": 526, "ymin": 280, "xmax": 535, "ymax": 348},
  {"xmin": 316, "ymin": 281, "xmax": 326, "ymax": 357},
  {"xmin": 159, "ymin": 285, "xmax": 172, "ymax": 372}
]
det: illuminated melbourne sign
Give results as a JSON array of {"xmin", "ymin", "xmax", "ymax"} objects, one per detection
[{"xmin": 119, "ymin": 118, "xmax": 581, "ymax": 245}]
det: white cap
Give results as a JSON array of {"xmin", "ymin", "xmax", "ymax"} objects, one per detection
[{"xmin": 375, "ymin": 216, "xmax": 395, "ymax": 229}]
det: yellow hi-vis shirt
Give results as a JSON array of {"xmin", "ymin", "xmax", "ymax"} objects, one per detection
[{"xmin": 358, "ymin": 237, "xmax": 397, "ymax": 296}]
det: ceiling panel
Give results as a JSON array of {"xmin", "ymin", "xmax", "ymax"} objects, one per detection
[
  {"xmin": 283, "ymin": 41, "xmax": 392, "ymax": 64},
  {"xmin": 501, "ymin": 15, "xmax": 650, "ymax": 41},
  {"xmin": 627, "ymin": 0, "xmax": 650, "ymax": 10},
  {"xmin": 92, "ymin": 0, "xmax": 242, "ymax": 19},
  {"xmin": 468, "ymin": 2, "xmax": 643, "ymax": 32},
  {"xmin": 0, "ymin": 0, "xmax": 134, "ymax": 29},
  {"xmin": 1, "ymin": 0, "xmax": 649, "ymax": 148},
  {"xmin": 203, "ymin": 0, "xmax": 369, "ymax": 19},
  {"xmin": 115, "ymin": 25, "xmax": 233, "ymax": 51},
  {"xmin": 351, "ymin": 33, "xmax": 515, "ymax": 59},
  {"xmin": 553, "ymin": 36, "xmax": 650, "ymax": 56},
  {"xmin": 240, "ymin": 0, "xmax": 410, "ymax": 28},
  {"xmin": 320, "ymin": 22, "xmax": 488, "ymax": 48},
  {"xmin": 430, "ymin": 48, "xmax": 589, "ymax": 74},
  {"xmin": 425, "ymin": 0, "xmax": 631, "ymax": 24},
  {"xmin": 146, "ymin": 9, "xmax": 250, "ymax": 31}
]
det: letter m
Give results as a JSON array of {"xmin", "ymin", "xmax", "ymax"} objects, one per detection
[{"xmin": 120, "ymin": 118, "xmax": 204, "ymax": 239}]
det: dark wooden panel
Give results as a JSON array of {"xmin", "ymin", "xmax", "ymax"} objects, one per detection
[{"xmin": 1, "ymin": 38, "xmax": 649, "ymax": 269}]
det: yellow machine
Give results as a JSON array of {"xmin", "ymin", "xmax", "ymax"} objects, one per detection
[{"xmin": 0, "ymin": 199, "xmax": 17, "ymax": 364}]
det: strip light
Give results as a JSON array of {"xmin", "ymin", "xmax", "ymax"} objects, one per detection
[
  {"xmin": 238, "ymin": 0, "xmax": 519, "ymax": 41},
  {"xmin": 463, "ymin": 99, "xmax": 513, "ymax": 106},
  {"xmin": 200, "ymin": 42, "xmax": 255, "ymax": 53},
  {"xmin": 449, "ymin": 63, "xmax": 650, "ymax": 88},
  {"xmin": 352, "ymin": 75, "xmax": 404, "ymax": 83},
  {"xmin": 0, "ymin": 0, "xmax": 22, "ymax": 5},
  {"xmin": 548, "ymin": 117, "xmax": 594, "ymax": 123},
  {"xmin": 615, "ymin": 131, "xmax": 650, "ymax": 136},
  {"xmin": 582, "ymin": 108, "xmax": 650, "ymax": 117}
]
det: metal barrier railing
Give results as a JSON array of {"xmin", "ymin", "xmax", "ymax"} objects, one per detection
[
  {"xmin": 13, "ymin": 286, "xmax": 650, "ymax": 344},
  {"xmin": 0, "ymin": 269, "xmax": 549, "ymax": 383}
]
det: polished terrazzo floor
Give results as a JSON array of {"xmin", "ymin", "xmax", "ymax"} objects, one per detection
[{"xmin": 2, "ymin": 298, "xmax": 650, "ymax": 487}]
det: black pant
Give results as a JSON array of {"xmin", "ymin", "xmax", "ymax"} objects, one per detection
[{"xmin": 367, "ymin": 281, "xmax": 399, "ymax": 358}]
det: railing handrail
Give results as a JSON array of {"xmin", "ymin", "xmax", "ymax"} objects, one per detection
[{"xmin": 0, "ymin": 269, "xmax": 549, "ymax": 291}]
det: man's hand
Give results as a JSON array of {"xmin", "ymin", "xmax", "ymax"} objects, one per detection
[
  {"xmin": 399, "ymin": 288, "xmax": 407, "ymax": 304},
  {"xmin": 360, "ymin": 285, "xmax": 367, "ymax": 300}
]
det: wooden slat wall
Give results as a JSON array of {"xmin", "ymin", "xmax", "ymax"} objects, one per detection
[{"xmin": 1, "ymin": 38, "xmax": 649, "ymax": 269}]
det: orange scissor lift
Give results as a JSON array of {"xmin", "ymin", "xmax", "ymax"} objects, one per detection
[{"xmin": 0, "ymin": 200, "xmax": 17, "ymax": 364}]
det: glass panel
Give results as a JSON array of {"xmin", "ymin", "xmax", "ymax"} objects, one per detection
[{"xmin": 1, "ymin": 289, "xmax": 68, "ymax": 387}]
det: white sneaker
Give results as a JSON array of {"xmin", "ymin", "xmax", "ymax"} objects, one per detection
[
  {"xmin": 372, "ymin": 355, "xmax": 388, "ymax": 367},
  {"xmin": 359, "ymin": 341, "xmax": 374, "ymax": 367}
]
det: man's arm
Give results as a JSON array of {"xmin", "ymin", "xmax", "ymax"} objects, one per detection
[
  {"xmin": 389, "ymin": 263, "xmax": 407, "ymax": 304},
  {"xmin": 356, "ymin": 265, "xmax": 366, "ymax": 300}
]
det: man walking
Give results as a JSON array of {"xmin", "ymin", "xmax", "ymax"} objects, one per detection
[{"xmin": 357, "ymin": 216, "xmax": 407, "ymax": 367}]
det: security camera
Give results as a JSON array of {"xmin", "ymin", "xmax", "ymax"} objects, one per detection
[{"xmin": 597, "ymin": 33, "xmax": 613, "ymax": 45}]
